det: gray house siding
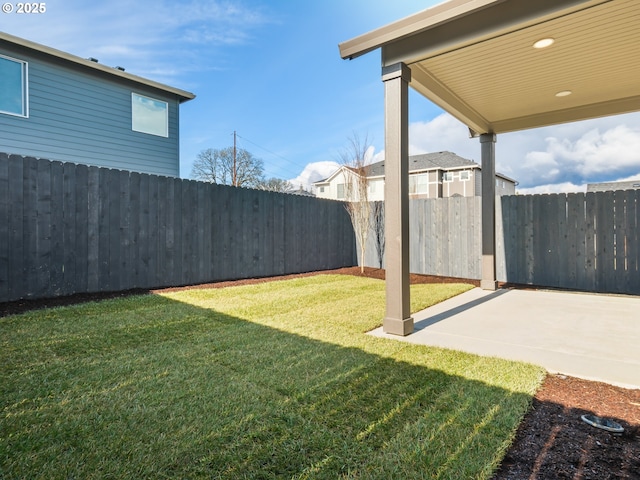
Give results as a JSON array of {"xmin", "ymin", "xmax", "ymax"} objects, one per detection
[
  {"xmin": 475, "ymin": 169, "xmax": 482, "ymax": 195},
  {"xmin": 0, "ymin": 43, "xmax": 181, "ymax": 177}
]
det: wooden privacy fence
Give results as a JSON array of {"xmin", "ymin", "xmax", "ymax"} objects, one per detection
[
  {"xmin": 362, "ymin": 197, "xmax": 482, "ymax": 280},
  {"xmin": 497, "ymin": 191, "xmax": 640, "ymax": 294},
  {"xmin": 364, "ymin": 192, "xmax": 639, "ymax": 295},
  {"xmin": 0, "ymin": 153, "xmax": 357, "ymax": 302}
]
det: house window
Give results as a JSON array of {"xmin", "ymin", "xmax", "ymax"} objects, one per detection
[
  {"xmin": 369, "ymin": 179, "xmax": 382, "ymax": 194},
  {"xmin": 132, "ymin": 93, "xmax": 168, "ymax": 137},
  {"xmin": 0, "ymin": 54, "xmax": 28, "ymax": 117},
  {"xmin": 410, "ymin": 173, "xmax": 429, "ymax": 194},
  {"xmin": 337, "ymin": 183, "xmax": 345, "ymax": 199},
  {"xmin": 460, "ymin": 171, "xmax": 470, "ymax": 181},
  {"xmin": 443, "ymin": 172, "xmax": 453, "ymax": 182},
  {"xmin": 319, "ymin": 186, "xmax": 325, "ymax": 193}
]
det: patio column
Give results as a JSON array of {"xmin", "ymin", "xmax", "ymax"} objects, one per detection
[
  {"xmin": 480, "ymin": 133, "xmax": 498, "ymax": 290},
  {"xmin": 382, "ymin": 62, "xmax": 413, "ymax": 336}
]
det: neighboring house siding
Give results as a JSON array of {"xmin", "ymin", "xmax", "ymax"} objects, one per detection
[
  {"xmin": 442, "ymin": 169, "xmax": 475, "ymax": 197},
  {"xmin": 475, "ymin": 171, "xmax": 516, "ymax": 196},
  {"xmin": 475, "ymin": 169, "xmax": 483, "ymax": 196},
  {"xmin": 0, "ymin": 45, "xmax": 180, "ymax": 177}
]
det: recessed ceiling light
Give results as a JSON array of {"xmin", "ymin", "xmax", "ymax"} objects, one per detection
[
  {"xmin": 533, "ymin": 38, "xmax": 555, "ymax": 49},
  {"xmin": 555, "ymin": 90, "xmax": 572, "ymax": 97}
]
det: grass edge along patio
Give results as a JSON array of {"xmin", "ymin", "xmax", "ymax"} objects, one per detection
[{"xmin": 1, "ymin": 274, "xmax": 545, "ymax": 479}]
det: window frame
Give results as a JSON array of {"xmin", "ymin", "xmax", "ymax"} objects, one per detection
[
  {"xmin": 443, "ymin": 171, "xmax": 454, "ymax": 182},
  {"xmin": 410, "ymin": 173, "xmax": 429, "ymax": 194},
  {"xmin": 0, "ymin": 54, "xmax": 29, "ymax": 118},
  {"xmin": 131, "ymin": 92, "xmax": 169, "ymax": 137}
]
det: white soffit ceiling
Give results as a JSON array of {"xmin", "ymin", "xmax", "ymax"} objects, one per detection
[
  {"xmin": 411, "ymin": 0, "xmax": 640, "ymax": 133},
  {"xmin": 343, "ymin": 0, "xmax": 640, "ymax": 134}
]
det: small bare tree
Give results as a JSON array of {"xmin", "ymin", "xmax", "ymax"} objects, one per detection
[
  {"xmin": 340, "ymin": 134, "xmax": 371, "ymax": 273},
  {"xmin": 371, "ymin": 201, "xmax": 385, "ymax": 269}
]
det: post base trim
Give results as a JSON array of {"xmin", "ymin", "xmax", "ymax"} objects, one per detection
[
  {"xmin": 383, "ymin": 316, "xmax": 414, "ymax": 336},
  {"xmin": 481, "ymin": 279, "xmax": 499, "ymax": 291}
]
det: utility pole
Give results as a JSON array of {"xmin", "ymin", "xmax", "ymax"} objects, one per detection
[{"xmin": 232, "ymin": 130, "xmax": 237, "ymax": 186}]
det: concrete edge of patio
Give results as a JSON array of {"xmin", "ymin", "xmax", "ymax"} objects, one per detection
[{"xmin": 369, "ymin": 287, "xmax": 640, "ymax": 390}]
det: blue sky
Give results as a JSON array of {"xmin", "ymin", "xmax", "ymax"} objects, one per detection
[{"xmin": 3, "ymin": 0, "xmax": 640, "ymax": 193}]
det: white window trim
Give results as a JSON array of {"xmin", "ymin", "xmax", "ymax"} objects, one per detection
[
  {"xmin": 0, "ymin": 53, "xmax": 29, "ymax": 118},
  {"xmin": 131, "ymin": 92, "xmax": 168, "ymax": 137}
]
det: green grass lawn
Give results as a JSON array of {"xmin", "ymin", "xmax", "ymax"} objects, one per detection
[{"xmin": 1, "ymin": 274, "xmax": 545, "ymax": 479}]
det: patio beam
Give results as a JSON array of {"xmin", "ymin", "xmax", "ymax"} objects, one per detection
[
  {"xmin": 382, "ymin": 62, "xmax": 414, "ymax": 336},
  {"xmin": 480, "ymin": 133, "xmax": 498, "ymax": 290}
]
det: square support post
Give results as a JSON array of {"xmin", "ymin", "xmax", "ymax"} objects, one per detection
[
  {"xmin": 382, "ymin": 62, "xmax": 413, "ymax": 335},
  {"xmin": 480, "ymin": 133, "xmax": 498, "ymax": 290}
]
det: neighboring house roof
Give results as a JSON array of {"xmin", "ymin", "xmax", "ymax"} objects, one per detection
[
  {"xmin": 313, "ymin": 165, "xmax": 358, "ymax": 186},
  {"xmin": 314, "ymin": 152, "xmax": 517, "ymax": 185},
  {"xmin": 587, "ymin": 180, "xmax": 640, "ymax": 192},
  {"xmin": 290, "ymin": 186, "xmax": 316, "ymax": 197},
  {"xmin": 364, "ymin": 151, "xmax": 478, "ymax": 177},
  {"xmin": 0, "ymin": 32, "xmax": 195, "ymax": 103}
]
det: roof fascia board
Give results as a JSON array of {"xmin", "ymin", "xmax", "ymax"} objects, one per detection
[
  {"xmin": 0, "ymin": 32, "xmax": 195, "ymax": 102},
  {"xmin": 339, "ymin": 0, "xmax": 500, "ymax": 60},
  {"xmin": 380, "ymin": 0, "xmax": 606, "ymax": 67},
  {"xmin": 492, "ymin": 95, "xmax": 640, "ymax": 133},
  {"xmin": 497, "ymin": 172, "xmax": 518, "ymax": 183}
]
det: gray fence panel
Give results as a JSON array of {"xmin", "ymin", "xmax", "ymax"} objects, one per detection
[
  {"xmin": 499, "ymin": 191, "xmax": 639, "ymax": 294},
  {"xmin": 0, "ymin": 154, "xmax": 8, "ymax": 301},
  {"xmin": 7, "ymin": 155, "xmax": 24, "ymax": 299},
  {"xmin": 625, "ymin": 190, "xmax": 640, "ymax": 293},
  {"xmin": 23, "ymin": 157, "xmax": 38, "ymax": 297},
  {"xmin": 1, "ymin": 154, "xmax": 356, "ymax": 302},
  {"xmin": 363, "ymin": 192, "xmax": 638, "ymax": 294},
  {"xmin": 6, "ymin": 152, "xmax": 639, "ymax": 301},
  {"xmin": 364, "ymin": 197, "xmax": 481, "ymax": 280}
]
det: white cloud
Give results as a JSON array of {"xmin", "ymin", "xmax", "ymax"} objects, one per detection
[
  {"xmin": 288, "ymin": 160, "xmax": 340, "ymax": 190},
  {"xmin": 544, "ymin": 125, "xmax": 640, "ymax": 177},
  {"xmin": 400, "ymin": 111, "xmax": 640, "ymax": 192},
  {"xmin": 409, "ymin": 113, "xmax": 477, "ymax": 160},
  {"xmin": 614, "ymin": 172, "xmax": 640, "ymax": 182},
  {"xmin": 517, "ymin": 182, "xmax": 586, "ymax": 195},
  {"xmin": 368, "ymin": 113, "xmax": 477, "ymax": 166},
  {"xmin": 500, "ymin": 113, "xmax": 640, "ymax": 189}
]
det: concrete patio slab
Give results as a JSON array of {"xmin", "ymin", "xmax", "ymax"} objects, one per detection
[{"xmin": 369, "ymin": 288, "xmax": 640, "ymax": 389}]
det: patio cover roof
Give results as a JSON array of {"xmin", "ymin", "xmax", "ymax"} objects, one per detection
[{"xmin": 339, "ymin": 0, "xmax": 640, "ymax": 135}]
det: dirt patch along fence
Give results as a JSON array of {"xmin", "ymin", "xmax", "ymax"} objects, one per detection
[{"xmin": 0, "ymin": 153, "xmax": 356, "ymax": 302}]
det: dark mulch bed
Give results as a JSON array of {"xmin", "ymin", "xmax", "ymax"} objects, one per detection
[{"xmin": 2, "ymin": 267, "xmax": 638, "ymax": 479}]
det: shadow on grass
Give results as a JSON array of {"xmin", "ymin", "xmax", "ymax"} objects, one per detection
[{"xmin": 2, "ymin": 293, "xmax": 537, "ymax": 479}]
